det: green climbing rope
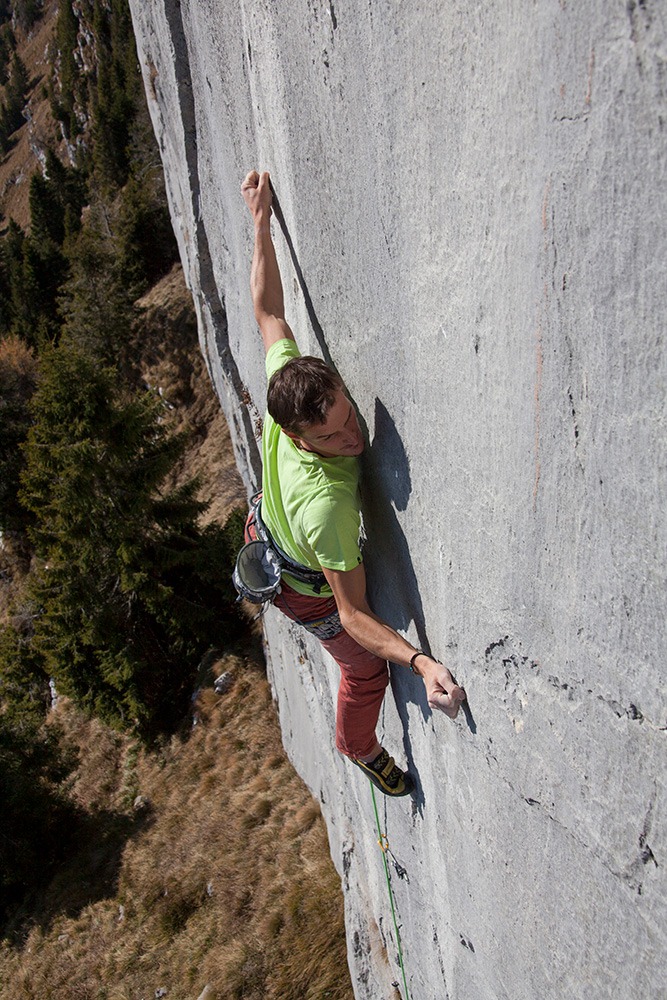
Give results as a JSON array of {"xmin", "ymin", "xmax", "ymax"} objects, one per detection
[{"xmin": 370, "ymin": 781, "xmax": 411, "ymax": 1000}]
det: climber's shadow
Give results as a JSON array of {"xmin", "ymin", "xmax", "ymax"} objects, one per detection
[
  {"xmin": 361, "ymin": 399, "xmax": 437, "ymax": 807},
  {"xmin": 270, "ymin": 182, "xmax": 335, "ymax": 372},
  {"xmin": 361, "ymin": 398, "xmax": 428, "ymax": 650}
]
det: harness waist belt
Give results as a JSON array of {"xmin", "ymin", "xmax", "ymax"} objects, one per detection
[{"xmin": 252, "ymin": 495, "xmax": 326, "ymax": 592}]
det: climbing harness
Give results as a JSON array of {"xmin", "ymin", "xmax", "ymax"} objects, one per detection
[
  {"xmin": 253, "ymin": 493, "xmax": 327, "ymax": 593},
  {"xmin": 370, "ymin": 781, "xmax": 412, "ymax": 1000},
  {"xmin": 234, "ymin": 494, "xmax": 343, "ymax": 638},
  {"xmin": 233, "ymin": 492, "xmax": 326, "ymax": 607}
]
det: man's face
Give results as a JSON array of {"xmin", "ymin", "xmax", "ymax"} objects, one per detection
[{"xmin": 287, "ymin": 389, "xmax": 365, "ymax": 458}]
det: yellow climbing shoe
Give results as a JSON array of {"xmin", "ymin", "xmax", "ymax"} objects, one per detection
[{"xmin": 353, "ymin": 748, "xmax": 414, "ymax": 797}]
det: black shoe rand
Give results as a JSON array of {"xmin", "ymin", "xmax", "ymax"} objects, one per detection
[{"xmin": 353, "ymin": 748, "xmax": 414, "ymax": 797}]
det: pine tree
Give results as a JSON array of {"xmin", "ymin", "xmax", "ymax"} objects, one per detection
[
  {"xmin": 0, "ymin": 335, "xmax": 38, "ymax": 532},
  {"xmin": 11, "ymin": 0, "xmax": 43, "ymax": 32},
  {"xmin": 17, "ymin": 343, "xmax": 244, "ymax": 737},
  {"xmin": 29, "ymin": 149, "xmax": 86, "ymax": 246},
  {"xmin": 0, "ymin": 219, "xmax": 27, "ymax": 338},
  {"xmin": 60, "ymin": 192, "xmax": 138, "ymax": 367},
  {"xmin": 0, "ymin": 53, "xmax": 29, "ymax": 152},
  {"xmin": 116, "ymin": 168, "xmax": 177, "ymax": 293},
  {"xmin": 0, "ymin": 22, "xmax": 15, "ymax": 79},
  {"xmin": 22, "ymin": 216, "xmax": 68, "ymax": 343},
  {"xmin": 52, "ymin": 0, "xmax": 80, "ymax": 137},
  {"xmin": 91, "ymin": 0, "xmax": 139, "ymax": 190}
]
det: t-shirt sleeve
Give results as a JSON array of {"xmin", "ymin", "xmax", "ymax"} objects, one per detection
[
  {"xmin": 300, "ymin": 490, "xmax": 363, "ymax": 572},
  {"xmin": 265, "ymin": 338, "xmax": 301, "ymax": 381}
]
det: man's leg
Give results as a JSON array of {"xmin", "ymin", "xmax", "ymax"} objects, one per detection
[
  {"xmin": 273, "ymin": 583, "xmax": 389, "ymax": 760},
  {"xmin": 318, "ymin": 629, "xmax": 389, "ymax": 760}
]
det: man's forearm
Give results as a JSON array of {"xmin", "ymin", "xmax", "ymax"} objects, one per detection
[
  {"xmin": 341, "ymin": 604, "xmax": 420, "ymax": 670},
  {"xmin": 250, "ymin": 215, "xmax": 285, "ymax": 324},
  {"xmin": 341, "ymin": 603, "xmax": 465, "ymax": 715}
]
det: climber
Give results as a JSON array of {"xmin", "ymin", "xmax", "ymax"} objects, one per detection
[{"xmin": 240, "ymin": 169, "xmax": 465, "ymax": 797}]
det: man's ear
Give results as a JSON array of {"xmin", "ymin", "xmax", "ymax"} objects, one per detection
[{"xmin": 282, "ymin": 429, "xmax": 300, "ymax": 443}]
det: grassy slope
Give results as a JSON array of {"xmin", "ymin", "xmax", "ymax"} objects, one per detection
[
  {"xmin": 0, "ymin": 656, "xmax": 351, "ymax": 1000},
  {"xmin": 0, "ymin": 264, "xmax": 354, "ymax": 1000}
]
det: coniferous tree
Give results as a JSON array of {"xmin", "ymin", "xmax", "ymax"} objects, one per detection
[
  {"xmin": 0, "ymin": 335, "xmax": 38, "ymax": 532},
  {"xmin": 16, "ymin": 343, "xmax": 244, "ymax": 737},
  {"xmin": 10, "ymin": 151, "xmax": 86, "ymax": 344},
  {"xmin": 23, "ymin": 211, "xmax": 68, "ymax": 342},
  {"xmin": 0, "ymin": 219, "xmax": 26, "ymax": 337},
  {"xmin": 60, "ymin": 193, "xmax": 138, "ymax": 367},
  {"xmin": 0, "ymin": 52, "xmax": 29, "ymax": 151},
  {"xmin": 30, "ymin": 148, "xmax": 86, "ymax": 243},
  {"xmin": 0, "ymin": 22, "xmax": 15, "ymax": 79},
  {"xmin": 11, "ymin": 0, "xmax": 42, "ymax": 32},
  {"xmin": 116, "ymin": 168, "xmax": 178, "ymax": 293},
  {"xmin": 91, "ymin": 0, "xmax": 138, "ymax": 190},
  {"xmin": 51, "ymin": 0, "xmax": 79, "ymax": 137}
]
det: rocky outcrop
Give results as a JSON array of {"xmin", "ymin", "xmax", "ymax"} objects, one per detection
[{"xmin": 128, "ymin": 3, "xmax": 666, "ymax": 998}]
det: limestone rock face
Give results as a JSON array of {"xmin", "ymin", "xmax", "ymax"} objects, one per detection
[{"xmin": 128, "ymin": 3, "xmax": 666, "ymax": 997}]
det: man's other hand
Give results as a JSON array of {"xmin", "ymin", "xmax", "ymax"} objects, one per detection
[
  {"xmin": 241, "ymin": 170, "xmax": 272, "ymax": 223},
  {"xmin": 418, "ymin": 657, "xmax": 466, "ymax": 718}
]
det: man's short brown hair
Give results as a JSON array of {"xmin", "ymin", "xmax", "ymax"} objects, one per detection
[{"xmin": 267, "ymin": 355, "xmax": 344, "ymax": 433}]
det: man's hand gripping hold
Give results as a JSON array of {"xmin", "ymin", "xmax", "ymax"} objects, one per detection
[{"xmin": 324, "ymin": 563, "xmax": 466, "ymax": 722}]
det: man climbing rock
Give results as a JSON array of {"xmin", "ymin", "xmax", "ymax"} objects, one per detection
[{"xmin": 241, "ymin": 169, "xmax": 465, "ymax": 796}]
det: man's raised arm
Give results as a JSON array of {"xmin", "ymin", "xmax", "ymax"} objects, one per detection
[{"xmin": 241, "ymin": 170, "xmax": 296, "ymax": 355}]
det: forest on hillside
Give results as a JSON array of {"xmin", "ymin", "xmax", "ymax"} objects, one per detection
[{"xmin": 0, "ymin": 0, "xmax": 246, "ymax": 927}]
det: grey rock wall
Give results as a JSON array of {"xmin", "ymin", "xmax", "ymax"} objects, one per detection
[{"xmin": 129, "ymin": 3, "xmax": 667, "ymax": 998}]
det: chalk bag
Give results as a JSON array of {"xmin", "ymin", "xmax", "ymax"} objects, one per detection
[{"xmin": 233, "ymin": 539, "xmax": 283, "ymax": 605}]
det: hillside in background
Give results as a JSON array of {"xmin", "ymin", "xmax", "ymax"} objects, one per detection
[
  {"xmin": 0, "ymin": 256, "xmax": 354, "ymax": 1000},
  {"xmin": 0, "ymin": 2, "xmax": 355, "ymax": 996},
  {"xmin": 0, "ymin": 0, "xmax": 58, "ymax": 231}
]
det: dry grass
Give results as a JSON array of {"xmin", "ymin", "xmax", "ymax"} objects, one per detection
[
  {"xmin": 0, "ymin": 253, "xmax": 352, "ymax": 1000},
  {"xmin": 0, "ymin": 653, "xmax": 354, "ymax": 1000}
]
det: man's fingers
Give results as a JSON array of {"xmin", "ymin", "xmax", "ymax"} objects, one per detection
[
  {"xmin": 257, "ymin": 171, "xmax": 272, "ymax": 198},
  {"xmin": 428, "ymin": 685, "xmax": 466, "ymax": 718},
  {"xmin": 241, "ymin": 169, "xmax": 260, "ymax": 192}
]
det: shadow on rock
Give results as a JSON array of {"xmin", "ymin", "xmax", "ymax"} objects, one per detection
[
  {"xmin": 360, "ymin": 399, "xmax": 434, "ymax": 810},
  {"xmin": 1, "ymin": 804, "xmax": 154, "ymax": 946},
  {"xmin": 362, "ymin": 398, "xmax": 430, "ymax": 657}
]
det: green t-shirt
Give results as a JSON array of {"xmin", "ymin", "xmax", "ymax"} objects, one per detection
[{"xmin": 262, "ymin": 339, "xmax": 362, "ymax": 597}]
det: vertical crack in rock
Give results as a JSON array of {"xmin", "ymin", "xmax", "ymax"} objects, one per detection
[
  {"xmin": 624, "ymin": 787, "xmax": 660, "ymax": 894},
  {"xmin": 162, "ymin": 0, "xmax": 261, "ymax": 482},
  {"xmin": 432, "ymin": 927, "xmax": 451, "ymax": 999}
]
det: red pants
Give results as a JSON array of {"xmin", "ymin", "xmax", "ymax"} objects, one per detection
[
  {"xmin": 275, "ymin": 583, "xmax": 389, "ymax": 760},
  {"xmin": 245, "ymin": 509, "xmax": 388, "ymax": 759}
]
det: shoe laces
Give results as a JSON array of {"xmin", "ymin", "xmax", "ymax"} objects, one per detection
[{"xmin": 372, "ymin": 750, "xmax": 403, "ymax": 786}]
